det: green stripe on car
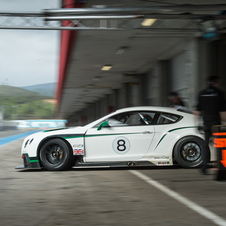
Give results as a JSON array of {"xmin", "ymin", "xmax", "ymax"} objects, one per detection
[
  {"xmin": 154, "ymin": 126, "xmax": 197, "ymax": 149},
  {"xmin": 24, "ymin": 153, "xmax": 39, "ymax": 163}
]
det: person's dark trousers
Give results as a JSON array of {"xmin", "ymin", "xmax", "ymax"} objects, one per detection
[{"xmin": 201, "ymin": 130, "xmax": 212, "ymax": 173}]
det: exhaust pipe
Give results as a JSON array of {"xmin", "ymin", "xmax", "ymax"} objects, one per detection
[{"xmin": 127, "ymin": 161, "xmax": 136, "ymax": 167}]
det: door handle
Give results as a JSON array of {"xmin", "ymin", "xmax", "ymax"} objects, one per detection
[{"xmin": 142, "ymin": 131, "xmax": 153, "ymax": 134}]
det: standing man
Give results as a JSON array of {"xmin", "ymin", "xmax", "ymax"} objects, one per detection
[
  {"xmin": 194, "ymin": 75, "xmax": 226, "ymax": 174},
  {"xmin": 168, "ymin": 92, "xmax": 186, "ymax": 110}
]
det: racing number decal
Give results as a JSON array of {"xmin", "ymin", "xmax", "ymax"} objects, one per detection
[
  {"xmin": 113, "ymin": 136, "xmax": 130, "ymax": 154},
  {"xmin": 117, "ymin": 140, "xmax": 126, "ymax": 151}
]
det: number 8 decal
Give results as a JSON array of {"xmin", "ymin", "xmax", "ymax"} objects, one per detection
[
  {"xmin": 113, "ymin": 136, "xmax": 130, "ymax": 154},
  {"xmin": 117, "ymin": 140, "xmax": 126, "ymax": 151}
]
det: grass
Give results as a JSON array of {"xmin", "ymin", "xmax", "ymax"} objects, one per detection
[{"xmin": 0, "ymin": 85, "xmax": 55, "ymax": 120}]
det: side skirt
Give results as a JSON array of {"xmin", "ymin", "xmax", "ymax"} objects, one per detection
[{"xmin": 73, "ymin": 161, "xmax": 156, "ymax": 168}]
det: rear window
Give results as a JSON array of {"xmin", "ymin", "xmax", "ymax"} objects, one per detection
[{"xmin": 156, "ymin": 113, "xmax": 181, "ymax": 125}]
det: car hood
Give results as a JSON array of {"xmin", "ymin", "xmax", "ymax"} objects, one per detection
[
  {"xmin": 42, "ymin": 126, "xmax": 87, "ymax": 135},
  {"xmin": 23, "ymin": 126, "xmax": 88, "ymax": 142}
]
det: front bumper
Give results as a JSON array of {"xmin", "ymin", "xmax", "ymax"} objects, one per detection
[{"xmin": 15, "ymin": 154, "xmax": 41, "ymax": 170}]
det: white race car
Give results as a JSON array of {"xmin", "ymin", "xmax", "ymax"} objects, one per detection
[{"xmin": 16, "ymin": 106, "xmax": 206, "ymax": 171}]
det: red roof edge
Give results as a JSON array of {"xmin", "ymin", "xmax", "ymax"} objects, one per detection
[{"xmin": 55, "ymin": 0, "xmax": 84, "ymax": 116}]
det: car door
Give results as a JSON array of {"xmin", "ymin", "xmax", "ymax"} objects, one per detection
[{"xmin": 84, "ymin": 111, "xmax": 155, "ymax": 162}]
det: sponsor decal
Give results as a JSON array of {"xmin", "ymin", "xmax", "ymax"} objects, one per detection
[
  {"xmin": 214, "ymin": 138, "xmax": 226, "ymax": 148},
  {"xmin": 154, "ymin": 156, "xmax": 169, "ymax": 159},
  {"xmin": 158, "ymin": 162, "xmax": 170, "ymax": 165},
  {"xmin": 73, "ymin": 149, "xmax": 84, "ymax": 155},
  {"xmin": 73, "ymin": 144, "xmax": 84, "ymax": 148}
]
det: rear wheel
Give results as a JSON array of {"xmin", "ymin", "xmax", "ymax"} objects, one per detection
[
  {"xmin": 40, "ymin": 138, "xmax": 73, "ymax": 171},
  {"xmin": 174, "ymin": 136, "xmax": 204, "ymax": 168}
]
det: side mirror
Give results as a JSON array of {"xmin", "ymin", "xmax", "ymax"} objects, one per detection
[{"xmin": 97, "ymin": 121, "xmax": 110, "ymax": 131}]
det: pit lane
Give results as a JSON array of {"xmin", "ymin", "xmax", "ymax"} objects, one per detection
[{"xmin": 1, "ymin": 133, "xmax": 226, "ymax": 226}]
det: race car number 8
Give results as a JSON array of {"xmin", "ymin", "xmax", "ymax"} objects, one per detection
[
  {"xmin": 113, "ymin": 136, "xmax": 130, "ymax": 154},
  {"xmin": 117, "ymin": 140, "xmax": 126, "ymax": 151}
]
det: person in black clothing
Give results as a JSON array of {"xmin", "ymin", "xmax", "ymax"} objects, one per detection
[
  {"xmin": 194, "ymin": 75, "xmax": 226, "ymax": 174},
  {"xmin": 168, "ymin": 91, "xmax": 186, "ymax": 110}
]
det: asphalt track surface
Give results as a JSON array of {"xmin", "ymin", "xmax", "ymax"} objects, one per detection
[{"xmin": 1, "ymin": 131, "xmax": 226, "ymax": 226}]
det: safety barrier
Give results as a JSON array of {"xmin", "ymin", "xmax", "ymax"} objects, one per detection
[
  {"xmin": 213, "ymin": 125, "xmax": 226, "ymax": 180},
  {"xmin": 14, "ymin": 120, "xmax": 67, "ymax": 129},
  {"xmin": 0, "ymin": 120, "xmax": 18, "ymax": 131}
]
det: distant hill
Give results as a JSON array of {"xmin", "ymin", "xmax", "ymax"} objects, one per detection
[
  {"xmin": 0, "ymin": 85, "xmax": 52, "ymax": 103},
  {"xmin": 21, "ymin": 83, "xmax": 56, "ymax": 97},
  {"xmin": 0, "ymin": 85, "xmax": 55, "ymax": 120},
  {"xmin": 0, "ymin": 85, "xmax": 39, "ymax": 97}
]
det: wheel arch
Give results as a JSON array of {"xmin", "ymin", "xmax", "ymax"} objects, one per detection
[
  {"xmin": 37, "ymin": 136, "xmax": 74, "ymax": 167},
  {"xmin": 172, "ymin": 135, "xmax": 205, "ymax": 163}
]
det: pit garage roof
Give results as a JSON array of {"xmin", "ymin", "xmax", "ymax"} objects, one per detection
[{"xmin": 56, "ymin": 0, "xmax": 226, "ymax": 119}]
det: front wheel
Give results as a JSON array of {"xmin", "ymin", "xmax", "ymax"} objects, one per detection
[
  {"xmin": 174, "ymin": 136, "xmax": 204, "ymax": 168},
  {"xmin": 40, "ymin": 138, "xmax": 73, "ymax": 171}
]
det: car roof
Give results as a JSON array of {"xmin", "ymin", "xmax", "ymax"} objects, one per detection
[
  {"xmin": 84, "ymin": 106, "xmax": 192, "ymax": 128},
  {"xmin": 114, "ymin": 106, "xmax": 182, "ymax": 114}
]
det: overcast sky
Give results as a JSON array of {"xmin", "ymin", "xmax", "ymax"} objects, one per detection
[{"xmin": 0, "ymin": 0, "xmax": 61, "ymax": 87}]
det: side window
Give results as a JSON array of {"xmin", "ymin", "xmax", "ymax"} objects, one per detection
[
  {"xmin": 124, "ymin": 113, "xmax": 140, "ymax": 125},
  {"xmin": 94, "ymin": 111, "xmax": 156, "ymax": 128},
  {"xmin": 110, "ymin": 111, "xmax": 156, "ymax": 126},
  {"xmin": 157, "ymin": 113, "xmax": 181, "ymax": 124}
]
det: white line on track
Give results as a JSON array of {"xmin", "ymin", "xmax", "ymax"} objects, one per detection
[{"xmin": 129, "ymin": 170, "xmax": 226, "ymax": 226}]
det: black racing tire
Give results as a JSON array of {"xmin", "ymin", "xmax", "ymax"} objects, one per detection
[
  {"xmin": 39, "ymin": 138, "xmax": 73, "ymax": 171},
  {"xmin": 174, "ymin": 136, "xmax": 205, "ymax": 168}
]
